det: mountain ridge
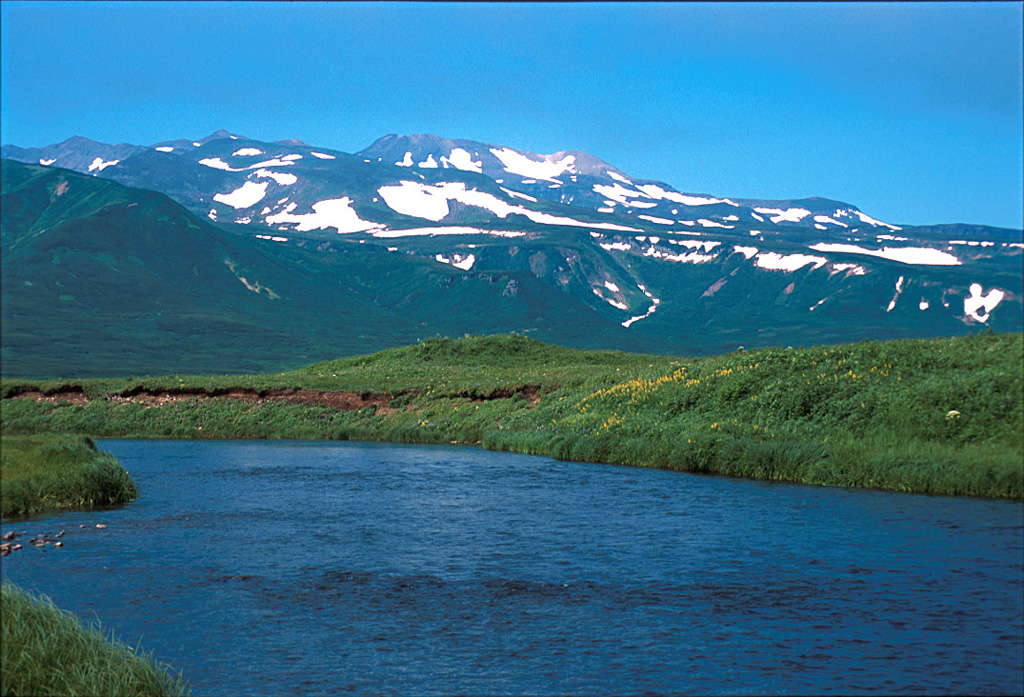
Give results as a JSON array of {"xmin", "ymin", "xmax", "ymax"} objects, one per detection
[{"xmin": 2, "ymin": 129, "xmax": 1021, "ymax": 377}]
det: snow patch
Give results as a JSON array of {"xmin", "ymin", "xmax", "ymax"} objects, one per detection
[
  {"xmin": 622, "ymin": 285, "xmax": 661, "ymax": 328},
  {"xmin": 886, "ymin": 276, "xmax": 905, "ymax": 312},
  {"xmin": 154, "ymin": 147, "xmax": 174, "ymax": 153},
  {"xmin": 733, "ymin": 246, "xmax": 758, "ymax": 259},
  {"xmin": 265, "ymin": 198, "xmax": 382, "ymax": 234},
  {"xmin": 435, "ymin": 253, "xmax": 476, "ymax": 270},
  {"xmin": 963, "ymin": 284, "xmax": 1005, "ymax": 322},
  {"xmin": 245, "ymin": 158, "xmax": 298, "ymax": 169},
  {"xmin": 594, "ymin": 288, "xmax": 629, "ymax": 311},
  {"xmin": 232, "ymin": 147, "xmax": 263, "ymax": 157},
  {"xmin": 636, "ymin": 184, "xmax": 737, "ymax": 207},
  {"xmin": 396, "ymin": 152, "xmax": 414, "ymax": 167},
  {"xmin": 213, "ymin": 181, "xmax": 269, "ymax": 209},
  {"xmin": 830, "ymin": 262, "xmax": 866, "ymax": 276},
  {"xmin": 378, "ymin": 181, "xmax": 451, "ymax": 221},
  {"xmin": 39, "ymin": 158, "xmax": 56, "ymax": 165},
  {"xmin": 674, "ymin": 240, "xmax": 720, "ymax": 252},
  {"xmin": 919, "ymin": 299, "xmax": 930, "ymax": 311},
  {"xmin": 199, "ymin": 157, "xmax": 241, "ymax": 171},
  {"xmin": 643, "ymin": 247, "xmax": 716, "ymax": 265},
  {"xmin": 809, "ymin": 243, "xmax": 960, "ymax": 266},
  {"xmin": 311, "ymin": 151, "xmax": 336, "ymax": 159},
  {"xmin": 814, "ymin": 215, "xmax": 848, "ymax": 228},
  {"xmin": 441, "ymin": 148, "xmax": 482, "ymax": 173},
  {"xmin": 698, "ymin": 219, "xmax": 733, "ymax": 229},
  {"xmin": 87, "ymin": 157, "xmax": 119, "ymax": 172},
  {"xmin": 607, "ymin": 170, "xmax": 632, "ymax": 184},
  {"xmin": 856, "ymin": 211, "xmax": 901, "ymax": 230},
  {"xmin": 638, "ymin": 215, "xmax": 674, "ymax": 225},
  {"xmin": 253, "ymin": 169, "xmax": 297, "ymax": 186},
  {"xmin": 604, "ymin": 281, "xmax": 620, "ymax": 292},
  {"xmin": 418, "ymin": 154, "xmax": 439, "ymax": 168},
  {"xmin": 593, "ymin": 183, "xmax": 650, "ymax": 205},
  {"xmin": 490, "ymin": 147, "xmax": 576, "ymax": 182},
  {"xmin": 754, "ymin": 207, "xmax": 811, "ymax": 224},
  {"xmin": 501, "ymin": 187, "xmax": 538, "ymax": 202},
  {"xmin": 372, "ymin": 226, "xmax": 524, "ymax": 239},
  {"xmin": 377, "ymin": 180, "xmax": 639, "ymax": 231},
  {"xmin": 599, "ymin": 242, "xmax": 632, "ymax": 252},
  {"xmin": 754, "ymin": 252, "xmax": 827, "ymax": 272}
]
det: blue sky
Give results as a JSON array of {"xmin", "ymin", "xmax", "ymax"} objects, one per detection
[{"xmin": 2, "ymin": 1, "xmax": 1021, "ymax": 228}]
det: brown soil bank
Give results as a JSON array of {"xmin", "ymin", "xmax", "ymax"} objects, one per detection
[{"xmin": 6, "ymin": 385, "xmax": 393, "ymax": 410}]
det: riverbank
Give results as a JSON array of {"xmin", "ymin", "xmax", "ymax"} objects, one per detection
[
  {"xmin": 2, "ymin": 333, "xmax": 1021, "ymax": 499},
  {"xmin": 1, "ymin": 583, "xmax": 189, "ymax": 696},
  {"xmin": 1, "ymin": 436, "xmax": 189, "ymax": 695},
  {"xmin": 0, "ymin": 433, "xmax": 139, "ymax": 519}
]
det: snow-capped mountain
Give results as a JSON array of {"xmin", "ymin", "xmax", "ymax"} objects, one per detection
[
  {"xmin": 2, "ymin": 129, "xmax": 1021, "ymax": 353},
  {"xmin": 356, "ymin": 133, "xmax": 905, "ymax": 236},
  {"xmin": 1, "ymin": 136, "xmax": 147, "ymax": 176}
]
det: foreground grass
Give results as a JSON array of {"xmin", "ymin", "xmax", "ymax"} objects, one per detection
[
  {"xmin": 0, "ymin": 433, "xmax": 139, "ymax": 518},
  {"xmin": 2, "ymin": 333, "xmax": 1021, "ymax": 499},
  {"xmin": 1, "ymin": 583, "xmax": 189, "ymax": 697}
]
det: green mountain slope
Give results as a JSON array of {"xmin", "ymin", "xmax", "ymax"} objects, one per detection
[{"xmin": 1, "ymin": 161, "xmax": 657, "ymax": 378}]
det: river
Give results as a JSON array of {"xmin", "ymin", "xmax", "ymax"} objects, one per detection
[{"xmin": 2, "ymin": 440, "xmax": 1022, "ymax": 695}]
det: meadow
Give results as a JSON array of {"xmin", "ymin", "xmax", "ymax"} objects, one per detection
[{"xmin": 2, "ymin": 332, "xmax": 1021, "ymax": 499}]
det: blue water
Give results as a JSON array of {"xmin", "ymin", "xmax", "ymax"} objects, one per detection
[{"xmin": 2, "ymin": 440, "xmax": 1022, "ymax": 696}]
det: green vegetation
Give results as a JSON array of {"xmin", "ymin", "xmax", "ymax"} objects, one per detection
[
  {"xmin": 2, "ymin": 160, "xmax": 651, "ymax": 379},
  {"xmin": 2, "ymin": 333, "xmax": 1021, "ymax": 499},
  {"xmin": 1, "ymin": 583, "xmax": 189, "ymax": 697},
  {"xmin": 0, "ymin": 433, "xmax": 139, "ymax": 517}
]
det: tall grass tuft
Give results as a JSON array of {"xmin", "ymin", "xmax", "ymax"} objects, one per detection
[
  {"xmin": 1, "ymin": 433, "xmax": 139, "ymax": 517},
  {"xmin": 1, "ymin": 583, "xmax": 189, "ymax": 696}
]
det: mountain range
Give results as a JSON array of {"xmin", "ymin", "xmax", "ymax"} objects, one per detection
[{"xmin": 2, "ymin": 130, "xmax": 1021, "ymax": 377}]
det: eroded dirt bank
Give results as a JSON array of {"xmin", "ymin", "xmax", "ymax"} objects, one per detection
[
  {"xmin": 5, "ymin": 383, "xmax": 541, "ymax": 409},
  {"xmin": 5, "ymin": 385, "xmax": 393, "ymax": 410}
]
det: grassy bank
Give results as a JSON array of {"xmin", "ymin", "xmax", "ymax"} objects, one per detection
[
  {"xmin": 2, "ymin": 333, "xmax": 1021, "ymax": 499},
  {"xmin": 1, "ymin": 583, "xmax": 189, "ymax": 697},
  {"xmin": 0, "ymin": 433, "xmax": 139, "ymax": 518}
]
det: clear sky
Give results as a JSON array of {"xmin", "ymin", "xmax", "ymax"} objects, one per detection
[{"xmin": 2, "ymin": 1, "xmax": 1021, "ymax": 229}]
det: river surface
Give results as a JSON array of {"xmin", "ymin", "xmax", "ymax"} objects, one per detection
[{"xmin": 2, "ymin": 440, "xmax": 1022, "ymax": 696}]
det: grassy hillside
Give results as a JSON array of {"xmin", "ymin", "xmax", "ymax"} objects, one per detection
[{"xmin": 2, "ymin": 333, "xmax": 1020, "ymax": 499}]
